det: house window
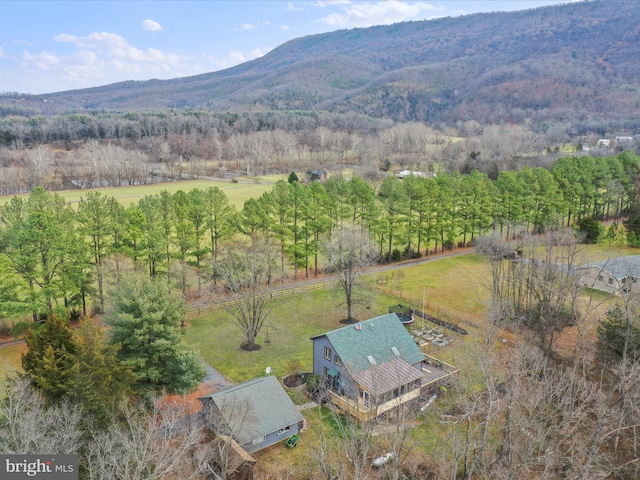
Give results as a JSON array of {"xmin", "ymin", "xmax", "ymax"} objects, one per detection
[
  {"xmin": 324, "ymin": 346, "xmax": 332, "ymax": 361},
  {"xmin": 277, "ymin": 426, "xmax": 291, "ymax": 436},
  {"xmin": 360, "ymin": 389, "xmax": 371, "ymax": 409},
  {"xmin": 253, "ymin": 436, "xmax": 266, "ymax": 445},
  {"xmin": 334, "ymin": 355, "xmax": 342, "ymax": 366},
  {"xmin": 608, "ymin": 278, "xmax": 614, "ymax": 285},
  {"xmin": 598, "ymin": 275, "xmax": 603, "ymax": 282}
]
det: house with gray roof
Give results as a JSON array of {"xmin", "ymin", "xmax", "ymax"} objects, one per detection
[
  {"xmin": 311, "ymin": 313, "xmax": 456, "ymax": 422},
  {"xmin": 199, "ymin": 375, "xmax": 304, "ymax": 454},
  {"xmin": 576, "ymin": 255, "xmax": 640, "ymax": 295}
]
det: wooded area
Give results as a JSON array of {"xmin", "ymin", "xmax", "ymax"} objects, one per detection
[{"xmin": 2, "ymin": 150, "xmax": 639, "ymax": 328}]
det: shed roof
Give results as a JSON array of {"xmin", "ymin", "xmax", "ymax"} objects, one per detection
[
  {"xmin": 199, "ymin": 376, "xmax": 303, "ymax": 446},
  {"xmin": 211, "ymin": 435, "xmax": 256, "ymax": 474},
  {"xmin": 581, "ymin": 255, "xmax": 640, "ymax": 279},
  {"xmin": 311, "ymin": 313, "xmax": 424, "ymax": 375},
  {"xmin": 352, "ymin": 357, "xmax": 423, "ymax": 396}
]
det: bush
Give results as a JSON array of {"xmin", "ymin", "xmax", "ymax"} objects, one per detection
[
  {"xmin": 10, "ymin": 321, "xmax": 32, "ymax": 339},
  {"xmin": 286, "ymin": 357, "xmax": 302, "ymax": 375},
  {"xmin": 0, "ymin": 318, "xmax": 14, "ymax": 337},
  {"xmin": 578, "ymin": 217, "xmax": 602, "ymax": 244},
  {"xmin": 305, "ymin": 374, "xmax": 328, "ymax": 403},
  {"xmin": 391, "ymin": 248, "xmax": 402, "ymax": 262}
]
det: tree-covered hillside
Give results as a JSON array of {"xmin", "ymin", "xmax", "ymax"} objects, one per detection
[{"xmin": 1, "ymin": 0, "xmax": 639, "ymax": 134}]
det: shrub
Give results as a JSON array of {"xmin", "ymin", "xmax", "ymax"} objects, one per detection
[
  {"xmin": 10, "ymin": 321, "xmax": 32, "ymax": 339},
  {"xmin": 0, "ymin": 318, "xmax": 14, "ymax": 337},
  {"xmin": 286, "ymin": 357, "xmax": 302, "ymax": 375}
]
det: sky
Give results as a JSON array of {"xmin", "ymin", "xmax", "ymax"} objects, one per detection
[{"xmin": 1, "ymin": 0, "xmax": 570, "ymax": 95}]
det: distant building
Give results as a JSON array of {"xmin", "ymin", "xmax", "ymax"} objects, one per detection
[
  {"xmin": 576, "ymin": 256, "xmax": 640, "ymax": 295},
  {"xmin": 616, "ymin": 136, "xmax": 634, "ymax": 143},
  {"xmin": 306, "ymin": 170, "xmax": 327, "ymax": 182},
  {"xmin": 597, "ymin": 139, "xmax": 611, "ymax": 147},
  {"xmin": 395, "ymin": 170, "xmax": 431, "ymax": 179}
]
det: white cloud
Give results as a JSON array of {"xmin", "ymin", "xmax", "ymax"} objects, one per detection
[
  {"xmin": 311, "ymin": 0, "xmax": 351, "ymax": 7},
  {"xmin": 228, "ymin": 51, "xmax": 246, "ymax": 63},
  {"xmin": 287, "ymin": 2, "xmax": 303, "ymax": 11},
  {"xmin": 280, "ymin": 25, "xmax": 291, "ymax": 30},
  {"xmin": 319, "ymin": 1, "xmax": 441, "ymax": 28},
  {"xmin": 0, "ymin": 46, "xmax": 6, "ymax": 58},
  {"xmin": 53, "ymin": 31, "xmax": 182, "ymax": 63},
  {"xmin": 16, "ymin": 31, "xmax": 196, "ymax": 92},
  {"xmin": 240, "ymin": 23, "xmax": 256, "ymax": 30},
  {"xmin": 142, "ymin": 19, "xmax": 163, "ymax": 31},
  {"xmin": 250, "ymin": 48, "xmax": 271, "ymax": 58}
]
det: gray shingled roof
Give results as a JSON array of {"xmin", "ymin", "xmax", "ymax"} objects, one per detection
[
  {"xmin": 200, "ymin": 376, "xmax": 303, "ymax": 445},
  {"xmin": 582, "ymin": 255, "xmax": 640, "ymax": 279},
  {"xmin": 311, "ymin": 313, "xmax": 425, "ymax": 375}
]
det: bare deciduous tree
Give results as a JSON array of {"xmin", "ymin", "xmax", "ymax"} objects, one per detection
[
  {"xmin": 323, "ymin": 226, "xmax": 379, "ymax": 322},
  {"xmin": 214, "ymin": 236, "xmax": 282, "ymax": 350},
  {"xmin": 0, "ymin": 375, "xmax": 83, "ymax": 455}
]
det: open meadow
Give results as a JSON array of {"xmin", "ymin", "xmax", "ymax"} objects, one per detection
[{"xmin": 0, "ymin": 177, "xmax": 280, "ymax": 209}]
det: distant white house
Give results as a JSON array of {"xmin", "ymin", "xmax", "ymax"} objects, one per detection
[
  {"xmin": 616, "ymin": 136, "xmax": 634, "ymax": 143},
  {"xmin": 395, "ymin": 170, "xmax": 432, "ymax": 179},
  {"xmin": 597, "ymin": 139, "xmax": 611, "ymax": 147},
  {"xmin": 576, "ymin": 256, "xmax": 640, "ymax": 295}
]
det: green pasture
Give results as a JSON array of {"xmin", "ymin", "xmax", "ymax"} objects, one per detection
[
  {"xmin": 366, "ymin": 254, "xmax": 491, "ymax": 316},
  {"xmin": 0, "ymin": 179, "xmax": 276, "ymax": 209}
]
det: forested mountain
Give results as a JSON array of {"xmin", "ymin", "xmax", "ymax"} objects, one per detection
[{"xmin": 2, "ymin": 0, "xmax": 640, "ymax": 134}]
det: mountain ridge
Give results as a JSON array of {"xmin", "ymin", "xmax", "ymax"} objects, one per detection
[{"xmin": 3, "ymin": 0, "xmax": 640, "ymax": 132}]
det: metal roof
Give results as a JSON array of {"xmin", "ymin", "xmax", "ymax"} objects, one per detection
[
  {"xmin": 352, "ymin": 357, "xmax": 423, "ymax": 396},
  {"xmin": 311, "ymin": 313, "xmax": 425, "ymax": 375}
]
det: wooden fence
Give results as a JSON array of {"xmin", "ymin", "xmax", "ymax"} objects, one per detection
[
  {"xmin": 372, "ymin": 285, "xmax": 517, "ymax": 346},
  {"xmin": 186, "ymin": 280, "xmax": 338, "ymax": 318},
  {"xmin": 186, "ymin": 279, "xmax": 517, "ymax": 347}
]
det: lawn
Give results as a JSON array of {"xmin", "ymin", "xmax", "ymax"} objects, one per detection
[
  {"xmin": 0, "ymin": 343, "xmax": 27, "ymax": 389},
  {"xmin": 0, "ymin": 179, "xmax": 275, "ymax": 209},
  {"xmin": 365, "ymin": 254, "xmax": 492, "ymax": 316},
  {"xmin": 183, "ymin": 286, "xmax": 404, "ymax": 384}
]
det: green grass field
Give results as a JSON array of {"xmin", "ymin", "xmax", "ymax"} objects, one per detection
[
  {"xmin": 0, "ymin": 179, "xmax": 276, "ymax": 209},
  {"xmin": 183, "ymin": 286, "xmax": 404, "ymax": 384},
  {"xmin": 366, "ymin": 254, "xmax": 491, "ymax": 316}
]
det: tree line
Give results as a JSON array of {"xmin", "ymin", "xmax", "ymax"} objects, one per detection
[
  {"xmin": 1, "ymin": 151, "xmax": 640, "ymax": 325},
  {"xmin": 4, "ymin": 109, "xmax": 636, "ymax": 197}
]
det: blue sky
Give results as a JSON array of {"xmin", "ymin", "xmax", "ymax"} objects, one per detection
[{"xmin": 1, "ymin": 1, "xmax": 569, "ymax": 95}]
